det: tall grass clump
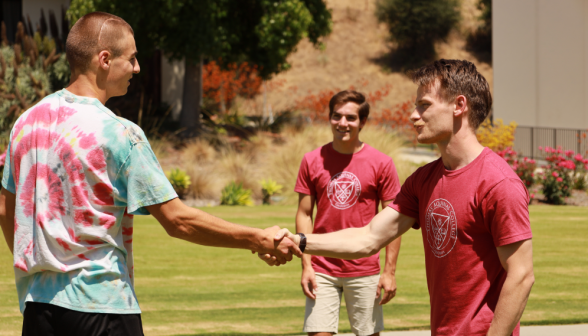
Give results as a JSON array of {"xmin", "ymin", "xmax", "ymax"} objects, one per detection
[{"xmin": 261, "ymin": 124, "xmax": 410, "ymax": 204}]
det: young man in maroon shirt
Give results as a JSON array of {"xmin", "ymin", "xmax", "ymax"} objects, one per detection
[
  {"xmin": 294, "ymin": 90, "xmax": 402, "ymax": 336},
  {"xmin": 271, "ymin": 60, "xmax": 535, "ymax": 336}
]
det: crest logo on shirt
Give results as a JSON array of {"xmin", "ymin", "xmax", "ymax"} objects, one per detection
[
  {"xmin": 425, "ymin": 198, "xmax": 457, "ymax": 258},
  {"xmin": 327, "ymin": 172, "xmax": 361, "ymax": 210}
]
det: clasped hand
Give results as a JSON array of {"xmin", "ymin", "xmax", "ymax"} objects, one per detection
[
  {"xmin": 253, "ymin": 227, "xmax": 301, "ymax": 266},
  {"xmin": 254, "ymin": 227, "xmax": 300, "ymax": 266}
]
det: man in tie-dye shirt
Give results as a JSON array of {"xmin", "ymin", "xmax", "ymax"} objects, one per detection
[{"xmin": 0, "ymin": 12, "xmax": 299, "ymax": 336}]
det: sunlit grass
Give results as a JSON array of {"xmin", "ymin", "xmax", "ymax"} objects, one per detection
[{"xmin": 0, "ymin": 205, "xmax": 587, "ymax": 335}]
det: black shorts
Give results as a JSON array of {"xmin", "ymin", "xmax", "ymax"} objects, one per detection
[{"xmin": 22, "ymin": 302, "xmax": 144, "ymax": 336}]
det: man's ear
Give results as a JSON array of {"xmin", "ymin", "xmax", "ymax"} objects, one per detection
[
  {"xmin": 98, "ymin": 50, "xmax": 112, "ymax": 71},
  {"xmin": 359, "ymin": 118, "xmax": 367, "ymax": 132},
  {"xmin": 454, "ymin": 95, "xmax": 468, "ymax": 117}
]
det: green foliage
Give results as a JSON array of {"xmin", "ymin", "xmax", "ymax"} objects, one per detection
[
  {"xmin": 375, "ymin": 0, "xmax": 460, "ymax": 67},
  {"xmin": 466, "ymin": 0, "xmax": 492, "ymax": 62},
  {"xmin": 220, "ymin": 181, "xmax": 254, "ymax": 206},
  {"xmin": 47, "ymin": 54, "xmax": 71, "ymax": 90},
  {"xmin": 68, "ymin": 0, "xmax": 332, "ymax": 79},
  {"xmin": 0, "ymin": 47, "xmax": 49, "ymax": 137},
  {"xmin": 260, "ymin": 178, "xmax": 283, "ymax": 204},
  {"xmin": 166, "ymin": 168, "xmax": 192, "ymax": 199}
]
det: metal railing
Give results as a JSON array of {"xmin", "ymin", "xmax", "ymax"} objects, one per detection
[{"xmin": 513, "ymin": 126, "xmax": 588, "ymax": 159}]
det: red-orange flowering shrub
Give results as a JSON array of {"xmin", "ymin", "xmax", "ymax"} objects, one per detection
[
  {"xmin": 294, "ymin": 83, "xmax": 392, "ymax": 122},
  {"xmin": 375, "ymin": 100, "xmax": 416, "ymax": 145},
  {"xmin": 202, "ymin": 61, "xmax": 263, "ymax": 111}
]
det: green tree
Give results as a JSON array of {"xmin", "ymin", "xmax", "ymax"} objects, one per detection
[
  {"xmin": 375, "ymin": 0, "xmax": 460, "ymax": 69},
  {"xmin": 67, "ymin": 0, "xmax": 331, "ymax": 137}
]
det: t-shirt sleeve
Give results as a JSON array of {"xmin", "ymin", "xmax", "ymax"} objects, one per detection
[
  {"xmin": 1, "ymin": 141, "xmax": 15, "ymax": 193},
  {"xmin": 120, "ymin": 128, "xmax": 177, "ymax": 215},
  {"xmin": 388, "ymin": 170, "xmax": 420, "ymax": 228},
  {"xmin": 294, "ymin": 155, "xmax": 314, "ymax": 195},
  {"xmin": 482, "ymin": 178, "xmax": 532, "ymax": 246},
  {"xmin": 378, "ymin": 159, "xmax": 401, "ymax": 201}
]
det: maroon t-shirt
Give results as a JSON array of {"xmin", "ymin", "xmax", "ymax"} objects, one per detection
[
  {"xmin": 295, "ymin": 143, "xmax": 401, "ymax": 277},
  {"xmin": 389, "ymin": 148, "xmax": 532, "ymax": 336}
]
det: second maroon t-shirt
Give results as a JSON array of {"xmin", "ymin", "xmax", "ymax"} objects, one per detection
[{"xmin": 295, "ymin": 143, "xmax": 401, "ymax": 277}]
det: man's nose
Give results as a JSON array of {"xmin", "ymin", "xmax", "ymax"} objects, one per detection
[
  {"xmin": 339, "ymin": 117, "xmax": 348, "ymax": 126},
  {"xmin": 134, "ymin": 59, "xmax": 141, "ymax": 74},
  {"xmin": 410, "ymin": 109, "xmax": 420, "ymax": 122}
]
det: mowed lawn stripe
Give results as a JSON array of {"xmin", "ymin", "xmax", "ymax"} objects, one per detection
[{"xmin": 0, "ymin": 205, "xmax": 587, "ymax": 335}]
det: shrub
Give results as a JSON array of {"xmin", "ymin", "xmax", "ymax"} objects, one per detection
[
  {"xmin": 496, "ymin": 147, "xmax": 536, "ymax": 189},
  {"xmin": 476, "ymin": 119, "xmax": 517, "ymax": 152},
  {"xmin": 0, "ymin": 24, "xmax": 69, "ymax": 137},
  {"xmin": 538, "ymin": 147, "xmax": 577, "ymax": 205},
  {"xmin": 166, "ymin": 168, "xmax": 192, "ymax": 199},
  {"xmin": 220, "ymin": 182, "xmax": 254, "ymax": 206},
  {"xmin": 375, "ymin": 0, "xmax": 461, "ymax": 67},
  {"xmin": 466, "ymin": 0, "xmax": 492, "ymax": 63},
  {"xmin": 260, "ymin": 179, "xmax": 283, "ymax": 205}
]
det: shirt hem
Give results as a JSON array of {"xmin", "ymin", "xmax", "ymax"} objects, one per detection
[
  {"xmin": 128, "ymin": 194, "xmax": 178, "ymax": 214},
  {"xmin": 495, "ymin": 232, "xmax": 533, "ymax": 247},
  {"xmin": 23, "ymin": 298, "xmax": 141, "ymax": 315},
  {"xmin": 388, "ymin": 203, "xmax": 418, "ymax": 221},
  {"xmin": 313, "ymin": 267, "xmax": 381, "ymax": 278}
]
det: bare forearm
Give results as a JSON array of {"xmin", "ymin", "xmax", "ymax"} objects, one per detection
[
  {"xmin": 382, "ymin": 236, "xmax": 401, "ymax": 276},
  {"xmin": 487, "ymin": 271, "xmax": 534, "ymax": 335},
  {"xmin": 0, "ymin": 189, "xmax": 15, "ymax": 254},
  {"xmin": 304, "ymin": 207, "xmax": 413, "ymax": 260},
  {"xmin": 169, "ymin": 207, "xmax": 265, "ymax": 251}
]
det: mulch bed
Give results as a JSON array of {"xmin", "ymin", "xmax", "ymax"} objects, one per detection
[{"xmin": 529, "ymin": 186, "xmax": 588, "ymax": 206}]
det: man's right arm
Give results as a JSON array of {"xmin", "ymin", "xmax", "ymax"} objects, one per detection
[
  {"xmin": 276, "ymin": 206, "xmax": 415, "ymax": 260},
  {"xmin": 0, "ymin": 188, "xmax": 16, "ymax": 254},
  {"xmin": 146, "ymin": 198, "xmax": 301, "ymax": 264},
  {"xmin": 296, "ymin": 193, "xmax": 317, "ymax": 299}
]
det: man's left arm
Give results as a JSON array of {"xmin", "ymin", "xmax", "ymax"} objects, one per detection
[
  {"xmin": 0, "ymin": 188, "xmax": 16, "ymax": 254},
  {"xmin": 377, "ymin": 199, "xmax": 401, "ymax": 305},
  {"xmin": 487, "ymin": 239, "xmax": 534, "ymax": 336}
]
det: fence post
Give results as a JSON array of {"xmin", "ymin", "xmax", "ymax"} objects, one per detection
[
  {"xmin": 530, "ymin": 127, "xmax": 534, "ymax": 159},
  {"xmin": 553, "ymin": 128, "xmax": 557, "ymax": 149},
  {"xmin": 578, "ymin": 130, "xmax": 581, "ymax": 154}
]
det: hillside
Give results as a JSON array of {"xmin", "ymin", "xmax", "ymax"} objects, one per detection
[{"xmin": 252, "ymin": 0, "xmax": 493, "ymax": 116}]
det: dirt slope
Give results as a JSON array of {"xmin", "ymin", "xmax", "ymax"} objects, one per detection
[{"xmin": 256, "ymin": 0, "xmax": 493, "ymax": 115}]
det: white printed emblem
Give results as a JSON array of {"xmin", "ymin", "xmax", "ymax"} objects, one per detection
[
  {"xmin": 327, "ymin": 172, "xmax": 361, "ymax": 210},
  {"xmin": 425, "ymin": 198, "xmax": 458, "ymax": 258}
]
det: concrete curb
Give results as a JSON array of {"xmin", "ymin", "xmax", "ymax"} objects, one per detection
[{"xmin": 333, "ymin": 324, "xmax": 588, "ymax": 336}]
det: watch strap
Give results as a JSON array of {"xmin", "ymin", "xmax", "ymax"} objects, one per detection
[{"xmin": 296, "ymin": 233, "xmax": 307, "ymax": 253}]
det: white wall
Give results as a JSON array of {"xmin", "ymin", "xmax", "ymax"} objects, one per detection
[
  {"xmin": 23, "ymin": 0, "xmax": 70, "ymax": 36},
  {"xmin": 161, "ymin": 56, "xmax": 185, "ymax": 121},
  {"xmin": 493, "ymin": 0, "xmax": 588, "ymax": 129}
]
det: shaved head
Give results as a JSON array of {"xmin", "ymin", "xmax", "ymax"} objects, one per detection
[{"xmin": 66, "ymin": 12, "xmax": 134, "ymax": 74}]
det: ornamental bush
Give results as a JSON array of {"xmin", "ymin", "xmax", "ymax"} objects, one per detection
[
  {"xmin": 537, "ymin": 147, "xmax": 586, "ymax": 205},
  {"xmin": 260, "ymin": 179, "xmax": 283, "ymax": 205},
  {"xmin": 476, "ymin": 119, "xmax": 517, "ymax": 152},
  {"xmin": 496, "ymin": 148, "xmax": 536, "ymax": 190},
  {"xmin": 166, "ymin": 168, "xmax": 192, "ymax": 199},
  {"xmin": 220, "ymin": 182, "xmax": 254, "ymax": 206}
]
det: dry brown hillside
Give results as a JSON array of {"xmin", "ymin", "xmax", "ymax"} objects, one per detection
[{"xmin": 252, "ymin": 0, "xmax": 493, "ymax": 116}]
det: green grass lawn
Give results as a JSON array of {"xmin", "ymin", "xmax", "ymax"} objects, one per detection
[{"xmin": 0, "ymin": 205, "xmax": 587, "ymax": 336}]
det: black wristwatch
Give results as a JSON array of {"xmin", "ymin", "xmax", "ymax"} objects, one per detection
[{"xmin": 296, "ymin": 233, "xmax": 307, "ymax": 253}]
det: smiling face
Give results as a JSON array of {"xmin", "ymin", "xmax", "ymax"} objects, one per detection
[
  {"xmin": 411, "ymin": 79, "xmax": 455, "ymax": 145},
  {"xmin": 105, "ymin": 31, "xmax": 140, "ymax": 98},
  {"xmin": 330, "ymin": 102, "xmax": 365, "ymax": 144}
]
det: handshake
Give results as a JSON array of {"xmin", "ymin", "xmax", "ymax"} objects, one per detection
[{"xmin": 254, "ymin": 226, "xmax": 303, "ymax": 266}]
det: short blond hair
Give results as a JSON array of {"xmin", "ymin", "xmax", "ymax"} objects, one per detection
[{"xmin": 66, "ymin": 12, "xmax": 134, "ymax": 74}]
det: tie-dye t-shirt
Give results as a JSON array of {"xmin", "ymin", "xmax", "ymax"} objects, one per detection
[{"xmin": 1, "ymin": 89, "xmax": 177, "ymax": 314}]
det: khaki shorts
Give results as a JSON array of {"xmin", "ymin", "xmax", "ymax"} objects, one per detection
[{"xmin": 303, "ymin": 273, "xmax": 384, "ymax": 336}]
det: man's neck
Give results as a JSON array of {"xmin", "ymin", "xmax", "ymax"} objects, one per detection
[
  {"xmin": 66, "ymin": 73, "xmax": 109, "ymax": 105},
  {"xmin": 332, "ymin": 138, "xmax": 364, "ymax": 154},
  {"xmin": 436, "ymin": 130, "xmax": 485, "ymax": 171}
]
